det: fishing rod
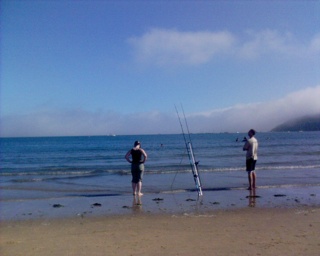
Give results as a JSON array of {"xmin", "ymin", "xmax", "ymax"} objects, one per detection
[
  {"xmin": 181, "ymin": 104, "xmax": 192, "ymax": 146},
  {"xmin": 174, "ymin": 104, "xmax": 203, "ymax": 196},
  {"xmin": 181, "ymin": 105, "xmax": 203, "ymax": 191}
]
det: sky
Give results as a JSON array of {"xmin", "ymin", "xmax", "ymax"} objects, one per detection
[{"xmin": 1, "ymin": 0, "xmax": 320, "ymax": 137}]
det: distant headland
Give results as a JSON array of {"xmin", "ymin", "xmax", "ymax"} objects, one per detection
[{"xmin": 271, "ymin": 114, "xmax": 320, "ymax": 132}]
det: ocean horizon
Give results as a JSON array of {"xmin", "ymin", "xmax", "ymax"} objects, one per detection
[{"xmin": 1, "ymin": 131, "xmax": 320, "ymax": 220}]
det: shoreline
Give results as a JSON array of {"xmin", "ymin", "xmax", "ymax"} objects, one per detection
[
  {"xmin": 1, "ymin": 183, "xmax": 319, "ymax": 221},
  {"xmin": 1, "ymin": 183, "xmax": 319, "ymax": 255}
]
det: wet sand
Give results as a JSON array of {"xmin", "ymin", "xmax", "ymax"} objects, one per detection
[
  {"xmin": 1, "ymin": 185, "xmax": 320, "ymax": 256},
  {"xmin": 1, "ymin": 184, "xmax": 320, "ymax": 221}
]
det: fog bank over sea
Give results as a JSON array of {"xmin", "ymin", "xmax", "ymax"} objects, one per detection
[{"xmin": 1, "ymin": 86, "xmax": 320, "ymax": 138}]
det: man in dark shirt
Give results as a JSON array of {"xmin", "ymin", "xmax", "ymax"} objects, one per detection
[{"xmin": 125, "ymin": 141, "xmax": 148, "ymax": 196}]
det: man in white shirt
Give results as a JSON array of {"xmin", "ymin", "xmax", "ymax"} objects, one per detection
[{"xmin": 243, "ymin": 129, "xmax": 258, "ymax": 190}]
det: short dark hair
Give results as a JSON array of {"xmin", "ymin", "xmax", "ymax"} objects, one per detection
[
  {"xmin": 134, "ymin": 141, "xmax": 141, "ymax": 146},
  {"xmin": 249, "ymin": 129, "xmax": 256, "ymax": 136}
]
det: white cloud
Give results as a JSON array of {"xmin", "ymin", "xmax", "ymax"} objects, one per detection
[
  {"xmin": 129, "ymin": 29, "xmax": 320, "ymax": 66},
  {"xmin": 309, "ymin": 33, "xmax": 320, "ymax": 53},
  {"xmin": 128, "ymin": 28, "xmax": 235, "ymax": 66},
  {"xmin": 1, "ymin": 86, "xmax": 319, "ymax": 137},
  {"xmin": 187, "ymin": 85, "xmax": 320, "ymax": 132},
  {"xmin": 238, "ymin": 30, "xmax": 296, "ymax": 58}
]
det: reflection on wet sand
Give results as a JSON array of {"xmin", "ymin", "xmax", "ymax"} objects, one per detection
[
  {"xmin": 248, "ymin": 189, "xmax": 256, "ymax": 207},
  {"xmin": 132, "ymin": 196, "xmax": 143, "ymax": 213}
]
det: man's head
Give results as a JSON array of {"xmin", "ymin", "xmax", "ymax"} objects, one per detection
[
  {"xmin": 134, "ymin": 141, "xmax": 141, "ymax": 147},
  {"xmin": 248, "ymin": 129, "xmax": 256, "ymax": 138}
]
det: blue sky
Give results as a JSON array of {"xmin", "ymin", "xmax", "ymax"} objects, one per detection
[{"xmin": 1, "ymin": 0, "xmax": 320, "ymax": 137}]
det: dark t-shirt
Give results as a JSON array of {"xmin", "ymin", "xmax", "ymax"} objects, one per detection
[{"xmin": 131, "ymin": 149, "xmax": 143, "ymax": 164}]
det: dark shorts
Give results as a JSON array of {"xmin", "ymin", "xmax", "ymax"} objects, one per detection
[
  {"xmin": 246, "ymin": 158, "xmax": 257, "ymax": 172},
  {"xmin": 131, "ymin": 163, "xmax": 144, "ymax": 183}
]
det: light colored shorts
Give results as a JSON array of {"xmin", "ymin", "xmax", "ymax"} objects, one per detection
[{"xmin": 131, "ymin": 163, "xmax": 144, "ymax": 183}]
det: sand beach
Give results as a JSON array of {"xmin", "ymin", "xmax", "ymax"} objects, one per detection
[{"xmin": 1, "ymin": 185, "xmax": 320, "ymax": 256}]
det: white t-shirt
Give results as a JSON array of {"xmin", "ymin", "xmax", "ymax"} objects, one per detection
[{"xmin": 243, "ymin": 137, "xmax": 258, "ymax": 160}]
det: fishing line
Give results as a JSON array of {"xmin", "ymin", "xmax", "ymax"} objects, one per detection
[
  {"xmin": 175, "ymin": 104, "xmax": 188, "ymax": 147},
  {"xmin": 170, "ymin": 147, "xmax": 187, "ymax": 190},
  {"xmin": 171, "ymin": 105, "xmax": 188, "ymax": 190},
  {"xmin": 181, "ymin": 104, "xmax": 193, "ymax": 146}
]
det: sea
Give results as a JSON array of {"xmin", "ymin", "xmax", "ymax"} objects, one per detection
[
  {"xmin": 1, "ymin": 131, "xmax": 320, "ymax": 194},
  {"xmin": 1, "ymin": 132, "xmax": 320, "ymax": 220}
]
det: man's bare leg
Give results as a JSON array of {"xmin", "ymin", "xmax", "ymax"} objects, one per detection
[
  {"xmin": 248, "ymin": 171, "xmax": 256, "ymax": 190},
  {"xmin": 137, "ymin": 181, "xmax": 143, "ymax": 196},
  {"xmin": 132, "ymin": 182, "xmax": 137, "ymax": 195}
]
